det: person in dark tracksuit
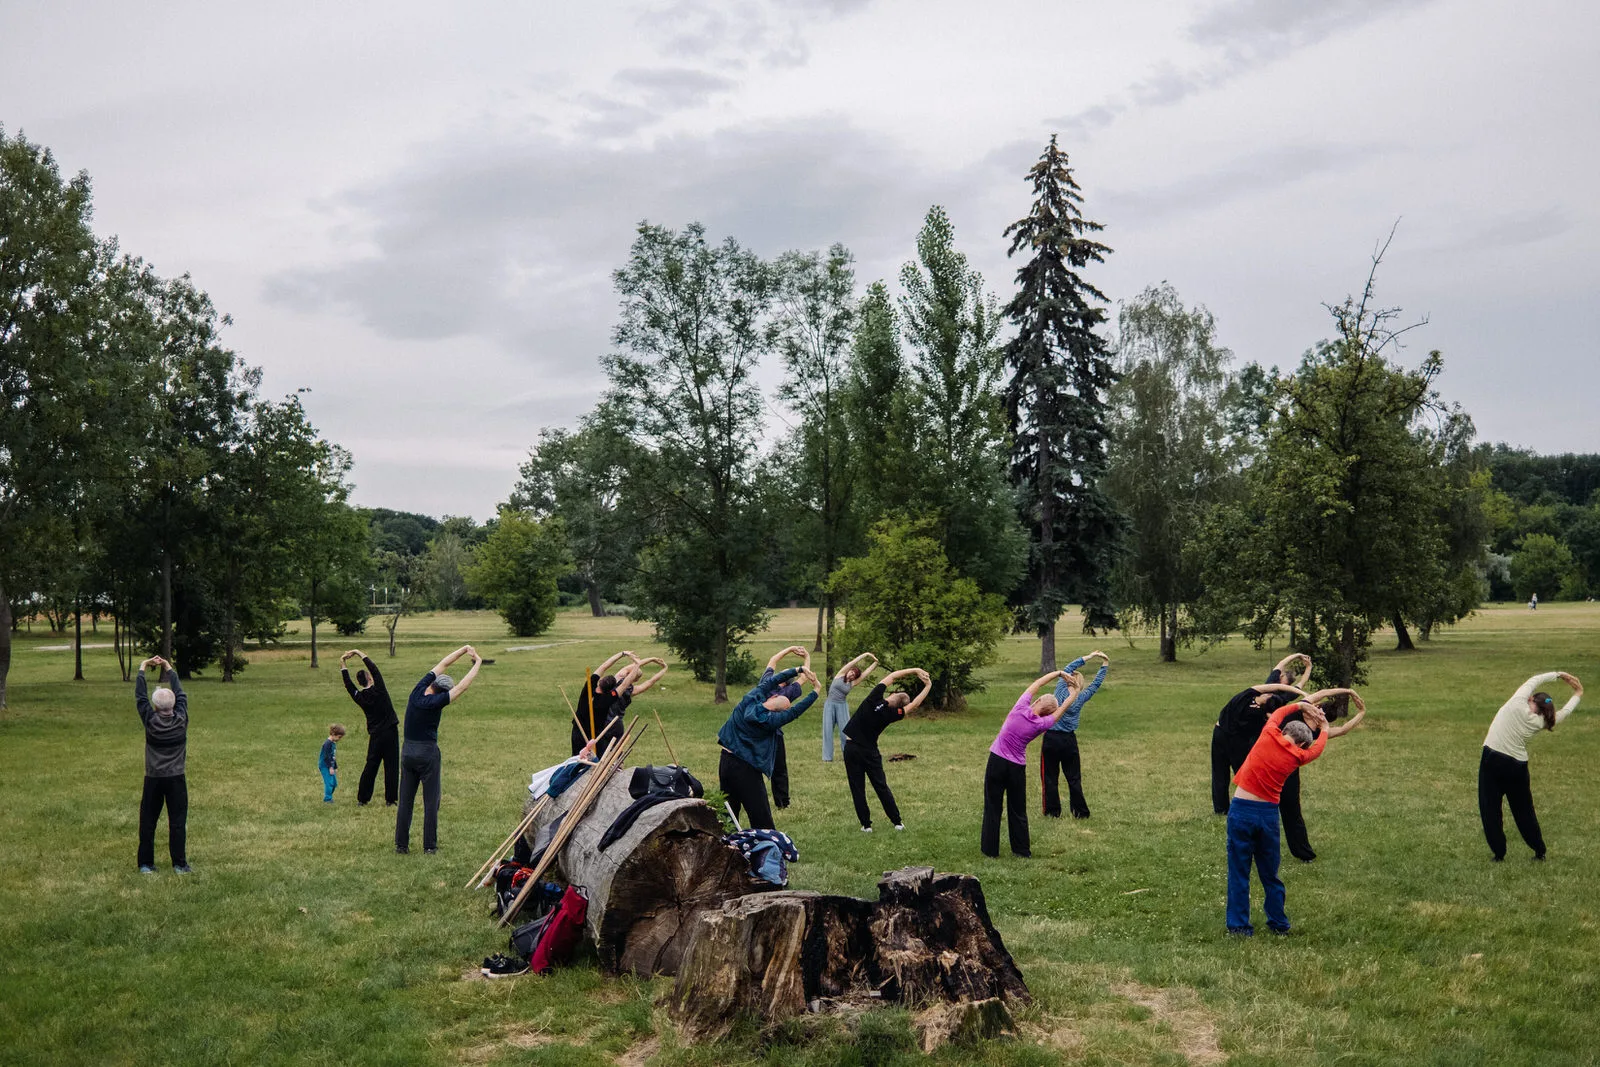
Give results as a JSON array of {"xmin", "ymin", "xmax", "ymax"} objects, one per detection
[
  {"xmin": 717, "ymin": 664, "xmax": 819, "ymax": 830},
  {"xmin": 842, "ymin": 667, "xmax": 929, "ymax": 832},
  {"xmin": 570, "ymin": 650, "xmax": 640, "ymax": 757},
  {"xmin": 1040, "ymin": 650, "xmax": 1109, "ymax": 819},
  {"xmin": 395, "ymin": 644, "xmax": 483, "ymax": 854},
  {"xmin": 134, "ymin": 656, "xmax": 192, "ymax": 874},
  {"xmin": 1479, "ymin": 671, "xmax": 1583, "ymax": 861},
  {"xmin": 341, "ymin": 649, "xmax": 399, "ymax": 806},
  {"xmin": 1210, "ymin": 654, "xmax": 1321, "ymax": 862}
]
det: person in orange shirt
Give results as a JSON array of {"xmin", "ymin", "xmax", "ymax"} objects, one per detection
[{"xmin": 1226, "ymin": 690, "xmax": 1365, "ymax": 936}]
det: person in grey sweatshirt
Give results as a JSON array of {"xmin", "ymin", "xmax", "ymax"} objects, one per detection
[{"xmin": 134, "ymin": 656, "xmax": 191, "ymax": 873}]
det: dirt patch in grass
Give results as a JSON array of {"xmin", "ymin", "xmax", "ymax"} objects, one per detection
[
  {"xmin": 614, "ymin": 1035, "xmax": 660, "ymax": 1065},
  {"xmin": 460, "ymin": 1024, "xmax": 557, "ymax": 1062},
  {"xmin": 1111, "ymin": 981, "xmax": 1224, "ymax": 1066}
]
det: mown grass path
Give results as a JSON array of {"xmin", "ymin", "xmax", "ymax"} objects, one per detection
[{"xmin": 2, "ymin": 604, "xmax": 1597, "ymax": 1065}]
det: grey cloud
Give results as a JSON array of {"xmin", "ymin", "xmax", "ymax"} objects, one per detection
[
  {"xmin": 1101, "ymin": 143, "xmax": 1371, "ymax": 220},
  {"xmin": 1419, "ymin": 206, "xmax": 1572, "ymax": 256},
  {"xmin": 613, "ymin": 66, "xmax": 737, "ymax": 109},
  {"xmin": 638, "ymin": 0, "xmax": 870, "ymax": 70}
]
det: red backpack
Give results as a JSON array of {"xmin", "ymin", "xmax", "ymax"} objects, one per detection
[{"xmin": 529, "ymin": 885, "xmax": 588, "ymax": 975}]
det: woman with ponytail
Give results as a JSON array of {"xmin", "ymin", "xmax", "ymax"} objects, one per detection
[{"xmin": 1479, "ymin": 671, "xmax": 1583, "ymax": 861}]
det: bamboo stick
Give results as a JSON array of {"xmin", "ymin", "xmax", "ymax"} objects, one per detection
[
  {"xmin": 498, "ymin": 716, "xmax": 646, "ymax": 926},
  {"xmin": 465, "ymin": 794, "xmax": 549, "ymax": 890},
  {"xmin": 652, "ymin": 708, "xmax": 679, "ymax": 767}
]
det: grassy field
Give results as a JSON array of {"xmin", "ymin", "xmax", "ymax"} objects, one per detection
[{"xmin": 1, "ymin": 603, "xmax": 1597, "ymax": 1066}]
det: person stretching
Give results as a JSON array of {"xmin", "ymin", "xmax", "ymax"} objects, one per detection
[
  {"xmin": 823, "ymin": 653, "xmax": 878, "ymax": 762},
  {"xmin": 717, "ymin": 663, "xmax": 820, "ymax": 830},
  {"xmin": 593, "ymin": 657, "xmax": 669, "ymax": 756},
  {"xmin": 571, "ymin": 650, "xmax": 641, "ymax": 756},
  {"xmin": 1211, "ymin": 654, "xmax": 1322, "ymax": 862},
  {"xmin": 1226, "ymin": 690, "xmax": 1363, "ymax": 935},
  {"xmin": 1041, "ymin": 650, "xmax": 1110, "ymax": 819},
  {"xmin": 761, "ymin": 645, "xmax": 810, "ymax": 808},
  {"xmin": 134, "ymin": 656, "xmax": 192, "ymax": 874},
  {"xmin": 1479, "ymin": 671, "xmax": 1582, "ymax": 861},
  {"xmin": 396, "ymin": 644, "xmax": 482, "ymax": 855},
  {"xmin": 341, "ymin": 649, "xmax": 399, "ymax": 806},
  {"xmin": 982, "ymin": 670, "xmax": 1080, "ymax": 858},
  {"xmin": 842, "ymin": 667, "xmax": 929, "ymax": 832}
]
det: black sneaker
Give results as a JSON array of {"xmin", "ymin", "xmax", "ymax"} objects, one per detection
[
  {"xmin": 173, "ymin": 864, "xmax": 194, "ymax": 874},
  {"xmin": 424, "ymin": 848, "xmax": 438, "ymax": 855},
  {"xmin": 481, "ymin": 954, "xmax": 530, "ymax": 978},
  {"xmin": 396, "ymin": 846, "xmax": 410, "ymax": 855},
  {"xmin": 138, "ymin": 865, "xmax": 156, "ymax": 875}
]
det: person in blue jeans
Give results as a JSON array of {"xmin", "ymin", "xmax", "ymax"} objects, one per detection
[
  {"xmin": 1226, "ymin": 690, "xmax": 1363, "ymax": 935},
  {"xmin": 319, "ymin": 724, "xmax": 346, "ymax": 802},
  {"xmin": 822, "ymin": 652, "xmax": 878, "ymax": 762},
  {"xmin": 1040, "ymin": 650, "xmax": 1109, "ymax": 818}
]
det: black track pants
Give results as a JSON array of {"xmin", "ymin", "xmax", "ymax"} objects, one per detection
[
  {"xmin": 396, "ymin": 742, "xmax": 442, "ymax": 851},
  {"xmin": 358, "ymin": 726, "xmax": 399, "ymax": 805},
  {"xmin": 981, "ymin": 753, "xmax": 1030, "ymax": 857},
  {"xmin": 771, "ymin": 732, "xmax": 790, "ymax": 808},
  {"xmin": 844, "ymin": 740, "xmax": 901, "ymax": 828},
  {"xmin": 1040, "ymin": 730, "xmax": 1089, "ymax": 818},
  {"xmin": 720, "ymin": 750, "xmax": 775, "ymax": 830},
  {"xmin": 1478, "ymin": 746, "xmax": 1545, "ymax": 859},
  {"xmin": 138, "ymin": 774, "xmax": 188, "ymax": 868}
]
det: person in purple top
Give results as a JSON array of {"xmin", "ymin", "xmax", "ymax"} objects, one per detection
[{"xmin": 982, "ymin": 669, "xmax": 1081, "ymax": 858}]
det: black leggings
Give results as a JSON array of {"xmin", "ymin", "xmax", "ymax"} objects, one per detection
[
  {"xmin": 396, "ymin": 742, "xmax": 442, "ymax": 851},
  {"xmin": 720, "ymin": 750, "xmax": 775, "ymax": 830},
  {"xmin": 358, "ymin": 727, "xmax": 399, "ymax": 805},
  {"xmin": 771, "ymin": 732, "xmax": 790, "ymax": 808},
  {"xmin": 981, "ymin": 753, "xmax": 1030, "ymax": 857},
  {"xmin": 844, "ymin": 741, "xmax": 901, "ymax": 828},
  {"xmin": 1211, "ymin": 725, "xmax": 1314, "ymax": 861},
  {"xmin": 138, "ymin": 774, "xmax": 188, "ymax": 868},
  {"xmin": 1478, "ymin": 746, "xmax": 1545, "ymax": 859},
  {"xmin": 1040, "ymin": 730, "xmax": 1089, "ymax": 818}
]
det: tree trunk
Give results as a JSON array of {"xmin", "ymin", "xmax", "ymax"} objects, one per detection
[
  {"xmin": 309, "ymin": 578, "xmax": 320, "ymax": 668},
  {"xmin": 161, "ymin": 549, "xmax": 174, "ymax": 663},
  {"xmin": 222, "ymin": 592, "xmax": 236, "ymax": 683},
  {"xmin": 1419, "ymin": 620, "xmax": 1433, "ymax": 642},
  {"xmin": 824, "ymin": 595, "xmax": 837, "ymax": 680},
  {"xmin": 1038, "ymin": 620, "xmax": 1056, "ymax": 675},
  {"xmin": 814, "ymin": 602, "xmax": 824, "ymax": 655},
  {"xmin": 1159, "ymin": 604, "xmax": 1176, "ymax": 663},
  {"xmin": 713, "ymin": 628, "xmax": 728, "ymax": 704},
  {"xmin": 1392, "ymin": 613, "xmax": 1415, "ymax": 652},
  {"xmin": 0, "ymin": 577, "xmax": 11, "ymax": 709},
  {"xmin": 520, "ymin": 770, "xmax": 765, "ymax": 976},
  {"xmin": 671, "ymin": 866, "xmax": 1029, "ymax": 1044},
  {"xmin": 115, "ymin": 607, "xmax": 127, "ymax": 683},
  {"xmin": 74, "ymin": 596, "xmax": 84, "ymax": 681},
  {"xmin": 586, "ymin": 579, "xmax": 604, "ymax": 618},
  {"xmin": 387, "ymin": 611, "xmax": 399, "ymax": 656}
]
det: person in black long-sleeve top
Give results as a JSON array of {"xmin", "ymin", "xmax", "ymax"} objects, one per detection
[
  {"xmin": 134, "ymin": 655, "xmax": 192, "ymax": 873},
  {"xmin": 841, "ymin": 667, "xmax": 930, "ymax": 832},
  {"xmin": 395, "ymin": 644, "xmax": 483, "ymax": 854},
  {"xmin": 341, "ymin": 649, "xmax": 400, "ymax": 805}
]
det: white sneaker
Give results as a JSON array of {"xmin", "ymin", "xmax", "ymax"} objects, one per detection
[
  {"xmin": 861, "ymin": 826, "xmax": 873, "ymax": 833},
  {"xmin": 894, "ymin": 824, "xmax": 905, "ymax": 831}
]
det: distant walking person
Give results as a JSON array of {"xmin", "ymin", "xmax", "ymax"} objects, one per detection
[
  {"xmin": 1040, "ymin": 650, "xmax": 1110, "ymax": 819},
  {"xmin": 319, "ymin": 724, "xmax": 346, "ymax": 802},
  {"xmin": 822, "ymin": 653, "xmax": 878, "ymax": 762},
  {"xmin": 134, "ymin": 656, "xmax": 192, "ymax": 874},
  {"xmin": 1479, "ymin": 671, "xmax": 1582, "ymax": 861},
  {"xmin": 982, "ymin": 670, "xmax": 1080, "ymax": 858},
  {"xmin": 341, "ymin": 649, "xmax": 399, "ymax": 805},
  {"xmin": 717, "ymin": 663, "xmax": 820, "ymax": 830},
  {"xmin": 1225, "ymin": 691, "xmax": 1363, "ymax": 935},
  {"xmin": 395, "ymin": 644, "xmax": 483, "ymax": 854},
  {"xmin": 842, "ymin": 667, "xmax": 929, "ymax": 832}
]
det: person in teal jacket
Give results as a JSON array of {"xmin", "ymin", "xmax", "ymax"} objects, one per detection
[
  {"xmin": 1040, "ymin": 650, "xmax": 1109, "ymax": 818},
  {"xmin": 717, "ymin": 665, "xmax": 820, "ymax": 829}
]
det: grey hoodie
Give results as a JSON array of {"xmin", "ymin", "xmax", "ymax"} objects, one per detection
[{"xmin": 135, "ymin": 669, "xmax": 189, "ymax": 777}]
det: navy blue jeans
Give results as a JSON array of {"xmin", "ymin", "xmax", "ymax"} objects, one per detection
[{"xmin": 1226, "ymin": 798, "xmax": 1288, "ymax": 934}]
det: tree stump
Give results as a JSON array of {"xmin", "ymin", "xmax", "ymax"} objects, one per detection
[
  {"xmin": 669, "ymin": 867, "xmax": 1028, "ymax": 1043},
  {"xmin": 521, "ymin": 769, "xmax": 766, "ymax": 975}
]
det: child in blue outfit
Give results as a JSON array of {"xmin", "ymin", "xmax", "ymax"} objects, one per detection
[{"xmin": 320, "ymin": 724, "xmax": 346, "ymax": 802}]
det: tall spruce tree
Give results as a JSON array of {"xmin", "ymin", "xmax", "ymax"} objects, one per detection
[{"xmin": 1001, "ymin": 136, "xmax": 1120, "ymax": 670}]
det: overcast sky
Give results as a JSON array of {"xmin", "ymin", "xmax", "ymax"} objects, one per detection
[{"xmin": 4, "ymin": 0, "xmax": 1596, "ymax": 520}]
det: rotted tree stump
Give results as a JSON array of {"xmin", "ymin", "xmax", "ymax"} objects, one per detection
[
  {"xmin": 670, "ymin": 866, "xmax": 1028, "ymax": 1043},
  {"xmin": 520, "ymin": 768, "xmax": 769, "ymax": 975}
]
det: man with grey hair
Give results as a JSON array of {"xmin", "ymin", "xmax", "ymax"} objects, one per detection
[
  {"xmin": 134, "ymin": 655, "xmax": 192, "ymax": 874},
  {"xmin": 395, "ymin": 644, "xmax": 483, "ymax": 854}
]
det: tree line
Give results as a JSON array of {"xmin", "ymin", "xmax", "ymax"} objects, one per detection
[{"xmin": 8, "ymin": 126, "xmax": 1592, "ymax": 710}]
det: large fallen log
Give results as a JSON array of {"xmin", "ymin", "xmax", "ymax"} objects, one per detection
[
  {"xmin": 670, "ymin": 866, "xmax": 1029, "ymax": 1043},
  {"xmin": 520, "ymin": 769, "xmax": 766, "ymax": 975}
]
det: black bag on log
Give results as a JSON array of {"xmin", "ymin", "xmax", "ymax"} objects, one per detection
[{"xmin": 629, "ymin": 765, "xmax": 704, "ymax": 799}]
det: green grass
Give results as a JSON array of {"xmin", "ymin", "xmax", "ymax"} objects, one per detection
[{"xmin": 1, "ymin": 604, "xmax": 1598, "ymax": 1066}]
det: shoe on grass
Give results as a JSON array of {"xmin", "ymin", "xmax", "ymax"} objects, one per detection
[
  {"xmin": 894, "ymin": 824, "xmax": 905, "ymax": 831},
  {"xmin": 173, "ymin": 864, "xmax": 193, "ymax": 874},
  {"xmin": 481, "ymin": 953, "xmax": 530, "ymax": 978},
  {"xmin": 424, "ymin": 848, "xmax": 438, "ymax": 855},
  {"xmin": 396, "ymin": 846, "xmax": 410, "ymax": 855},
  {"xmin": 860, "ymin": 826, "xmax": 873, "ymax": 833},
  {"xmin": 138, "ymin": 865, "xmax": 156, "ymax": 875}
]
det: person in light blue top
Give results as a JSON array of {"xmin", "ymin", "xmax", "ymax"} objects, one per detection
[
  {"xmin": 822, "ymin": 652, "xmax": 878, "ymax": 762},
  {"xmin": 1040, "ymin": 650, "xmax": 1109, "ymax": 818}
]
